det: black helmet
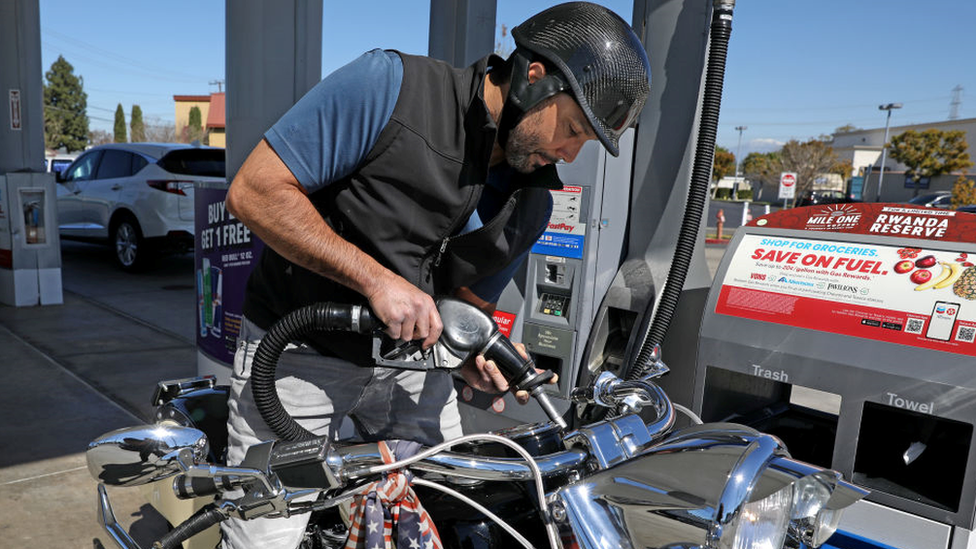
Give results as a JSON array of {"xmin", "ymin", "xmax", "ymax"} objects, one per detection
[{"xmin": 501, "ymin": 1, "xmax": 651, "ymax": 157}]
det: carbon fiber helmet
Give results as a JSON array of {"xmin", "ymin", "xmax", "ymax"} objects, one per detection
[{"xmin": 502, "ymin": 2, "xmax": 651, "ymax": 157}]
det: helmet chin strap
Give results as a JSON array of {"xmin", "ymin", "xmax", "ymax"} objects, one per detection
[{"xmin": 497, "ymin": 49, "xmax": 567, "ymax": 150}]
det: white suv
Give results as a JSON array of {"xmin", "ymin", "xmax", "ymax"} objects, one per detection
[{"xmin": 55, "ymin": 143, "xmax": 225, "ymax": 271}]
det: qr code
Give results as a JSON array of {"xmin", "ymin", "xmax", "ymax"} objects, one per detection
[
  {"xmin": 905, "ymin": 318, "xmax": 925, "ymax": 334},
  {"xmin": 957, "ymin": 326, "xmax": 976, "ymax": 343}
]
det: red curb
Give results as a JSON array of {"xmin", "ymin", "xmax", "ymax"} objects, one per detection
[{"xmin": 705, "ymin": 238, "xmax": 729, "ymax": 245}]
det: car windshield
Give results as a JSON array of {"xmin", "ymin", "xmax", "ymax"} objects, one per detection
[
  {"xmin": 50, "ymin": 159, "xmax": 74, "ymax": 174},
  {"xmin": 158, "ymin": 149, "xmax": 225, "ymax": 177},
  {"xmin": 908, "ymin": 193, "xmax": 947, "ymax": 205}
]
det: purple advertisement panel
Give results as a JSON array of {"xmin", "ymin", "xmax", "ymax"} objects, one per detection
[{"xmin": 195, "ymin": 184, "xmax": 264, "ymax": 365}]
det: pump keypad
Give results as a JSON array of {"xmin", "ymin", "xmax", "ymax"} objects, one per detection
[{"xmin": 539, "ymin": 293, "xmax": 569, "ymax": 317}]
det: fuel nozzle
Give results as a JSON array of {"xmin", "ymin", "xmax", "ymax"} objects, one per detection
[
  {"xmin": 436, "ymin": 298, "xmax": 567, "ymax": 430},
  {"xmin": 483, "ymin": 334, "xmax": 566, "ymax": 430}
]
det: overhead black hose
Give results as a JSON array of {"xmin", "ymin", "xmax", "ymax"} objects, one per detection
[
  {"xmin": 251, "ymin": 303, "xmax": 377, "ymax": 441},
  {"xmin": 153, "ymin": 503, "xmax": 226, "ymax": 549},
  {"xmin": 626, "ymin": 0, "xmax": 734, "ymax": 383}
]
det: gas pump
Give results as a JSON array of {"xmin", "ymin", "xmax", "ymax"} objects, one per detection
[
  {"xmin": 0, "ymin": 172, "xmax": 63, "ymax": 306},
  {"xmin": 696, "ymin": 203, "xmax": 976, "ymax": 549},
  {"xmin": 453, "ymin": 133, "xmax": 635, "ymax": 429},
  {"xmin": 455, "ymin": 0, "xmax": 729, "ymax": 432}
]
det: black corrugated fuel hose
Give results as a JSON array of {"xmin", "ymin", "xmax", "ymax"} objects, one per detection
[
  {"xmin": 625, "ymin": 0, "xmax": 735, "ymax": 384},
  {"xmin": 153, "ymin": 503, "xmax": 226, "ymax": 549},
  {"xmin": 250, "ymin": 303, "xmax": 377, "ymax": 441}
]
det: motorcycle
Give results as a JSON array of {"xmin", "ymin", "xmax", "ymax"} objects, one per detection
[{"xmin": 87, "ymin": 298, "xmax": 866, "ymax": 549}]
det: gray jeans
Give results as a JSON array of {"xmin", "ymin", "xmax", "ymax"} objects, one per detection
[{"xmin": 220, "ymin": 317, "xmax": 463, "ymax": 549}]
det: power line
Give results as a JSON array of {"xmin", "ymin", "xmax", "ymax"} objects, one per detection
[
  {"xmin": 43, "ymin": 104, "xmax": 113, "ymax": 123},
  {"xmin": 722, "ymin": 95, "xmax": 954, "ymax": 114},
  {"xmin": 86, "ymin": 86, "xmax": 173, "ymax": 98},
  {"xmin": 42, "ymin": 26, "xmax": 215, "ymax": 83}
]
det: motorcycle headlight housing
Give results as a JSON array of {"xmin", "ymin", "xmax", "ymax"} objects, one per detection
[
  {"xmin": 720, "ymin": 484, "xmax": 792, "ymax": 549},
  {"xmin": 551, "ymin": 422, "xmax": 867, "ymax": 549},
  {"xmin": 788, "ymin": 471, "xmax": 860, "ymax": 547}
]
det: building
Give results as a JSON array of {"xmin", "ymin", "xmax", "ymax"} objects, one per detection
[
  {"xmin": 172, "ymin": 92, "xmax": 225, "ymax": 148},
  {"xmin": 205, "ymin": 92, "xmax": 225, "ymax": 148},
  {"xmin": 831, "ymin": 117, "xmax": 976, "ymax": 202}
]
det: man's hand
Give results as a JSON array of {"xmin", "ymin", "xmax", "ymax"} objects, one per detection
[
  {"xmin": 367, "ymin": 271, "xmax": 442, "ymax": 349},
  {"xmin": 460, "ymin": 342, "xmax": 558, "ymax": 405}
]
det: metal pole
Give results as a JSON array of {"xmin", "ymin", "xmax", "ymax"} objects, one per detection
[
  {"xmin": 734, "ymin": 125, "xmax": 746, "ymax": 199},
  {"xmin": 876, "ymin": 103, "xmax": 902, "ymax": 202},
  {"xmin": 734, "ymin": 125, "xmax": 746, "ymax": 177}
]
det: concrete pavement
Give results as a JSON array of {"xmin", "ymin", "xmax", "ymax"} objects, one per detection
[{"xmin": 0, "ymin": 241, "xmax": 196, "ymax": 548}]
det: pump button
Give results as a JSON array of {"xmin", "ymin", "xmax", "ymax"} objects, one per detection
[{"xmin": 539, "ymin": 293, "xmax": 569, "ymax": 317}]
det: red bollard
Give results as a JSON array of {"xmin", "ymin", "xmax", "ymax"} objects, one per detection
[{"xmin": 716, "ymin": 209, "xmax": 726, "ymax": 240}]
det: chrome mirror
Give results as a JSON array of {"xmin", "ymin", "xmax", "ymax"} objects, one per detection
[{"xmin": 86, "ymin": 424, "xmax": 209, "ymax": 486}]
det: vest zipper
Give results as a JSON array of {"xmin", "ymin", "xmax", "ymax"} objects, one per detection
[
  {"xmin": 433, "ymin": 237, "xmax": 449, "ymax": 267},
  {"xmin": 423, "ymin": 183, "xmax": 482, "ymax": 285}
]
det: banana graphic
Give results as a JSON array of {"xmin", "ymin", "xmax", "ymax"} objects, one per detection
[
  {"xmin": 916, "ymin": 262, "xmax": 953, "ymax": 291},
  {"xmin": 935, "ymin": 261, "xmax": 963, "ymax": 289}
]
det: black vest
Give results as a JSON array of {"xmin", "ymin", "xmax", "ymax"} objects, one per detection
[{"xmin": 243, "ymin": 52, "xmax": 562, "ymax": 365}]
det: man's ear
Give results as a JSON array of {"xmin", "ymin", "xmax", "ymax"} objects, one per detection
[{"xmin": 526, "ymin": 61, "xmax": 547, "ymax": 84}]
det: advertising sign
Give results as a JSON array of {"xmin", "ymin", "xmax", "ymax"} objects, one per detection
[
  {"xmin": 195, "ymin": 186, "xmax": 264, "ymax": 364},
  {"xmin": 532, "ymin": 185, "xmax": 585, "ymax": 259},
  {"xmin": 716, "ymin": 233, "xmax": 976, "ymax": 356},
  {"xmin": 749, "ymin": 203, "xmax": 976, "ymax": 242},
  {"xmin": 778, "ymin": 172, "xmax": 797, "ymax": 200}
]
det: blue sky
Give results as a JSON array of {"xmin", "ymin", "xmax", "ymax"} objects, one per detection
[{"xmin": 39, "ymin": 0, "xmax": 976, "ymax": 159}]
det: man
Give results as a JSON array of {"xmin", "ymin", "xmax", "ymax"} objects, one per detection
[{"xmin": 222, "ymin": 3, "xmax": 651, "ymax": 547}]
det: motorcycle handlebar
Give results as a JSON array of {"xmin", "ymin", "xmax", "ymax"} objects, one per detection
[{"xmin": 335, "ymin": 442, "xmax": 591, "ymax": 483}]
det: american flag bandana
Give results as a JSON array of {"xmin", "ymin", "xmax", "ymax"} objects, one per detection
[{"xmin": 344, "ymin": 440, "xmax": 443, "ymax": 549}]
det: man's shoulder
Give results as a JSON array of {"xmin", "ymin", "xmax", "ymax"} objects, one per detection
[{"xmin": 392, "ymin": 50, "xmax": 461, "ymax": 74}]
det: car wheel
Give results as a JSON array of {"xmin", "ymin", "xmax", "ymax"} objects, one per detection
[{"xmin": 112, "ymin": 216, "xmax": 147, "ymax": 272}]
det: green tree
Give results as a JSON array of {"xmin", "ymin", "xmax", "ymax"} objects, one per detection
[
  {"xmin": 88, "ymin": 129, "xmax": 112, "ymax": 146},
  {"xmin": 888, "ymin": 129, "xmax": 973, "ymax": 196},
  {"xmin": 130, "ymin": 105, "xmax": 145, "ymax": 142},
  {"xmin": 184, "ymin": 105, "xmax": 204, "ymax": 143},
  {"xmin": 834, "ymin": 124, "xmax": 861, "ymax": 134},
  {"xmin": 114, "ymin": 103, "xmax": 127, "ymax": 142},
  {"xmin": 778, "ymin": 138, "xmax": 841, "ymax": 204},
  {"xmin": 951, "ymin": 177, "xmax": 976, "ymax": 208},
  {"xmin": 741, "ymin": 151, "xmax": 782, "ymax": 201},
  {"xmin": 713, "ymin": 146, "xmax": 736, "ymax": 180},
  {"xmin": 833, "ymin": 159, "xmax": 854, "ymax": 180},
  {"xmin": 43, "ymin": 55, "xmax": 89, "ymax": 152},
  {"xmin": 710, "ymin": 146, "xmax": 736, "ymax": 198}
]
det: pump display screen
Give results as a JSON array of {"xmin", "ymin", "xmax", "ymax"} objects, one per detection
[{"xmin": 715, "ymin": 233, "xmax": 976, "ymax": 356}]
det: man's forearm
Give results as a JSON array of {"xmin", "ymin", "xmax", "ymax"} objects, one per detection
[{"xmin": 226, "ymin": 140, "xmax": 388, "ymax": 299}]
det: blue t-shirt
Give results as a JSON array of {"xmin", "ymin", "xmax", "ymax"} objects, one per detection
[{"xmin": 265, "ymin": 50, "xmax": 549, "ymax": 303}]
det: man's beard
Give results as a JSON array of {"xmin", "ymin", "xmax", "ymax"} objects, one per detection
[{"xmin": 505, "ymin": 120, "xmax": 559, "ymax": 173}]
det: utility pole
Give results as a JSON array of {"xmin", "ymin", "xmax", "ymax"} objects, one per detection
[
  {"xmin": 734, "ymin": 125, "xmax": 747, "ymax": 200},
  {"xmin": 876, "ymin": 103, "xmax": 902, "ymax": 202},
  {"xmin": 950, "ymin": 85, "xmax": 963, "ymax": 120},
  {"xmin": 734, "ymin": 125, "xmax": 747, "ymax": 176}
]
